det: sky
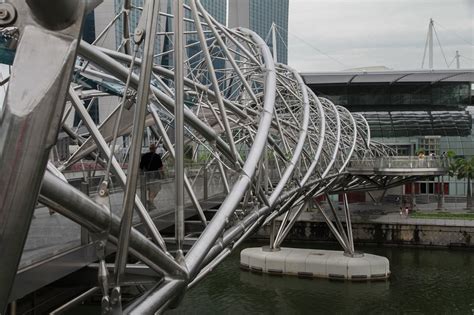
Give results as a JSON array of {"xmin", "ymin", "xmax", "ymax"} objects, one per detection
[{"xmin": 287, "ymin": 0, "xmax": 474, "ymax": 72}]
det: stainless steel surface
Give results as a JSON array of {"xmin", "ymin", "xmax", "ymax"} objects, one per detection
[
  {"xmin": 0, "ymin": 2, "xmax": 86, "ymax": 312},
  {"xmin": 0, "ymin": 1, "xmax": 448, "ymax": 312},
  {"xmin": 114, "ymin": 0, "xmax": 160, "ymax": 300},
  {"xmin": 175, "ymin": 0, "xmax": 185, "ymax": 253},
  {"xmin": 49, "ymin": 287, "xmax": 100, "ymax": 315}
]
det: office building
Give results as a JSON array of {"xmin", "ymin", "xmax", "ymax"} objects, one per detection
[
  {"xmin": 228, "ymin": 0, "xmax": 289, "ymax": 64},
  {"xmin": 302, "ymin": 69, "xmax": 474, "ymax": 198}
]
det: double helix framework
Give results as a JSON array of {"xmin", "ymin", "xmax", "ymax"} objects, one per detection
[{"xmin": 0, "ymin": 1, "xmax": 410, "ymax": 313}]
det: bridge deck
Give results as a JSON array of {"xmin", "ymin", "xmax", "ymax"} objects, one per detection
[
  {"xmin": 347, "ymin": 156, "xmax": 449, "ymax": 176},
  {"xmin": 12, "ymin": 177, "xmax": 226, "ymax": 301}
]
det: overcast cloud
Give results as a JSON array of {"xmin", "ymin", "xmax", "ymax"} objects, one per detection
[{"xmin": 288, "ymin": 0, "xmax": 474, "ymax": 71}]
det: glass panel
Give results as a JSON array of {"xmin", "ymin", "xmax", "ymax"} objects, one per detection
[{"xmin": 420, "ymin": 183, "xmax": 427, "ymax": 194}]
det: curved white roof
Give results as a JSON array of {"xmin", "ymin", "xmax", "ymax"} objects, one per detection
[{"xmin": 302, "ymin": 69, "xmax": 474, "ymax": 85}]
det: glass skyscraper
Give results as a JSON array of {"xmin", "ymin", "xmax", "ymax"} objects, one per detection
[
  {"xmin": 198, "ymin": 0, "xmax": 226, "ymax": 25},
  {"xmin": 112, "ymin": 0, "xmax": 226, "ymax": 49},
  {"xmin": 229, "ymin": 0, "xmax": 289, "ymax": 64}
]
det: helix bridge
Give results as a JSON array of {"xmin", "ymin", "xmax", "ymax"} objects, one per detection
[{"xmin": 0, "ymin": 1, "xmax": 448, "ymax": 313}]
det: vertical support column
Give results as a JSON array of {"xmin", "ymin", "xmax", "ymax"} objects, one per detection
[
  {"xmin": 411, "ymin": 182, "xmax": 416, "ymax": 209},
  {"xmin": 437, "ymin": 176, "xmax": 442, "ymax": 210},
  {"xmin": 269, "ymin": 219, "xmax": 277, "ymax": 249},
  {"xmin": 203, "ymin": 164, "xmax": 208, "ymax": 201},
  {"xmin": 314, "ymin": 202, "xmax": 351, "ymax": 254},
  {"xmin": 441, "ymin": 176, "xmax": 445, "ymax": 209},
  {"xmin": 428, "ymin": 18, "xmax": 433, "ymax": 69},
  {"xmin": 122, "ymin": 0, "xmax": 132, "ymax": 55},
  {"xmin": 271, "ymin": 22, "xmax": 278, "ymax": 63},
  {"xmin": 455, "ymin": 50, "xmax": 460, "ymax": 69},
  {"xmin": 140, "ymin": 172, "xmax": 147, "ymax": 209},
  {"xmin": 263, "ymin": 140, "xmax": 269, "ymax": 195},
  {"xmin": 325, "ymin": 193, "xmax": 351, "ymax": 248},
  {"xmin": 343, "ymin": 193, "xmax": 355, "ymax": 254},
  {"xmin": 113, "ymin": 0, "xmax": 160, "ymax": 307},
  {"xmin": 174, "ymin": 0, "xmax": 185, "ymax": 253}
]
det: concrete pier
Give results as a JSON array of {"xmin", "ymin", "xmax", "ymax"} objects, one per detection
[{"xmin": 240, "ymin": 247, "xmax": 390, "ymax": 280}]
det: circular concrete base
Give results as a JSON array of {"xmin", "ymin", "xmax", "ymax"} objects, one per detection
[{"xmin": 240, "ymin": 247, "xmax": 390, "ymax": 280}]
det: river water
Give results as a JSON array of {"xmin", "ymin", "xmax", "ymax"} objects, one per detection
[{"xmin": 167, "ymin": 242, "xmax": 474, "ymax": 314}]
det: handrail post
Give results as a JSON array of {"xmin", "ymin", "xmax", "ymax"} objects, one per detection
[{"xmin": 203, "ymin": 163, "xmax": 208, "ymax": 201}]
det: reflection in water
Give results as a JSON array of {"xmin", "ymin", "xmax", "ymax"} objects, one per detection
[{"xmin": 167, "ymin": 242, "xmax": 474, "ymax": 314}]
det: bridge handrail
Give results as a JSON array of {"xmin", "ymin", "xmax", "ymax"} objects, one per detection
[{"xmin": 349, "ymin": 156, "xmax": 449, "ymax": 170}]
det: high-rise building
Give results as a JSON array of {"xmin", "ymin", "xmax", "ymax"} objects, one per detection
[
  {"xmin": 196, "ymin": 0, "xmax": 227, "ymax": 25},
  {"xmin": 76, "ymin": 0, "xmax": 228, "ymax": 126},
  {"xmin": 228, "ymin": 0, "xmax": 289, "ymax": 64},
  {"xmin": 109, "ymin": 1, "xmax": 226, "ymax": 64}
]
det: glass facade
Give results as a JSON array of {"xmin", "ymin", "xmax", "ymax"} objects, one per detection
[
  {"xmin": 198, "ymin": 0, "xmax": 226, "ymax": 25},
  {"xmin": 249, "ymin": 0, "xmax": 289, "ymax": 64},
  {"xmin": 311, "ymin": 82, "xmax": 471, "ymax": 110},
  {"xmin": 377, "ymin": 114, "xmax": 474, "ymax": 198},
  {"xmin": 358, "ymin": 110, "xmax": 472, "ymax": 137},
  {"xmin": 306, "ymin": 75, "xmax": 474, "ymax": 199},
  {"xmin": 113, "ymin": 0, "xmax": 226, "ymax": 64},
  {"xmin": 311, "ymin": 82, "xmax": 473, "ymax": 137}
]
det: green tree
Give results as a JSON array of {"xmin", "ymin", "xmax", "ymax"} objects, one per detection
[{"xmin": 450, "ymin": 157, "xmax": 474, "ymax": 210}]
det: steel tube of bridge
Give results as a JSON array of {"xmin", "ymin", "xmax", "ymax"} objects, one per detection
[
  {"xmin": 0, "ymin": 3, "xmax": 85, "ymax": 311},
  {"xmin": 174, "ymin": 0, "xmax": 185, "ymax": 252},
  {"xmin": 121, "ymin": 0, "xmax": 132, "ymax": 54},
  {"xmin": 190, "ymin": 0, "xmax": 239, "ymax": 163},
  {"xmin": 314, "ymin": 202, "xmax": 351, "ymax": 253},
  {"xmin": 149, "ymin": 104, "xmax": 207, "ymax": 225},
  {"xmin": 299, "ymin": 90, "xmax": 326, "ymax": 185},
  {"xmin": 184, "ymin": 28, "xmax": 276, "ymax": 278},
  {"xmin": 68, "ymin": 87, "xmax": 167, "ymax": 250},
  {"xmin": 78, "ymin": 41, "xmax": 237, "ymax": 165},
  {"xmin": 1, "ymin": 2, "xmax": 411, "ymax": 311},
  {"xmin": 115, "ymin": 0, "xmax": 160, "ymax": 288},
  {"xmin": 94, "ymin": 48, "xmax": 249, "ymax": 120},
  {"xmin": 268, "ymin": 65, "xmax": 310, "ymax": 205},
  {"xmin": 125, "ymin": 279, "xmax": 185, "ymax": 314},
  {"xmin": 325, "ymin": 193, "xmax": 351, "ymax": 248},
  {"xmin": 39, "ymin": 171, "xmax": 186, "ymax": 278},
  {"xmin": 336, "ymin": 106, "xmax": 358, "ymax": 172},
  {"xmin": 343, "ymin": 193, "xmax": 355, "ymax": 253},
  {"xmin": 274, "ymin": 200, "xmax": 309, "ymax": 248},
  {"xmin": 195, "ymin": 0, "xmax": 259, "ymax": 105}
]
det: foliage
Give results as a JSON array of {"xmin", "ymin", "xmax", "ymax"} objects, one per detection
[
  {"xmin": 449, "ymin": 157, "xmax": 474, "ymax": 180},
  {"xmin": 446, "ymin": 150, "xmax": 456, "ymax": 159},
  {"xmin": 449, "ymin": 156, "xmax": 474, "ymax": 210}
]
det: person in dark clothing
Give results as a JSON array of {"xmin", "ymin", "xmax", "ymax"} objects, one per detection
[{"xmin": 140, "ymin": 143, "xmax": 164, "ymax": 209}]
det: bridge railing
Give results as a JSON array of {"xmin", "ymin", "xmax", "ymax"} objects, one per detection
[
  {"xmin": 376, "ymin": 156, "xmax": 449, "ymax": 169},
  {"xmin": 348, "ymin": 158, "xmax": 376, "ymax": 169},
  {"xmin": 348, "ymin": 156, "xmax": 449, "ymax": 170}
]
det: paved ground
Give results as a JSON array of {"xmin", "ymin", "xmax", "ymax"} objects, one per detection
[
  {"xmin": 20, "ymin": 177, "xmax": 227, "ymax": 270},
  {"xmin": 298, "ymin": 199, "xmax": 474, "ymax": 227}
]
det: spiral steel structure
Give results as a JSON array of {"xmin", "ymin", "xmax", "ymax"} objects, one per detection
[{"xmin": 0, "ymin": 1, "xmax": 437, "ymax": 313}]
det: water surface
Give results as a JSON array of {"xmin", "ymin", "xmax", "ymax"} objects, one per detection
[{"xmin": 167, "ymin": 242, "xmax": 474, "ymax": 314}]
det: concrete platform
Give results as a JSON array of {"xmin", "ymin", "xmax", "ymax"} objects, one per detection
[{"xmin": 240, "ymin": 247, "xmax": 390, "ymax": 280}]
